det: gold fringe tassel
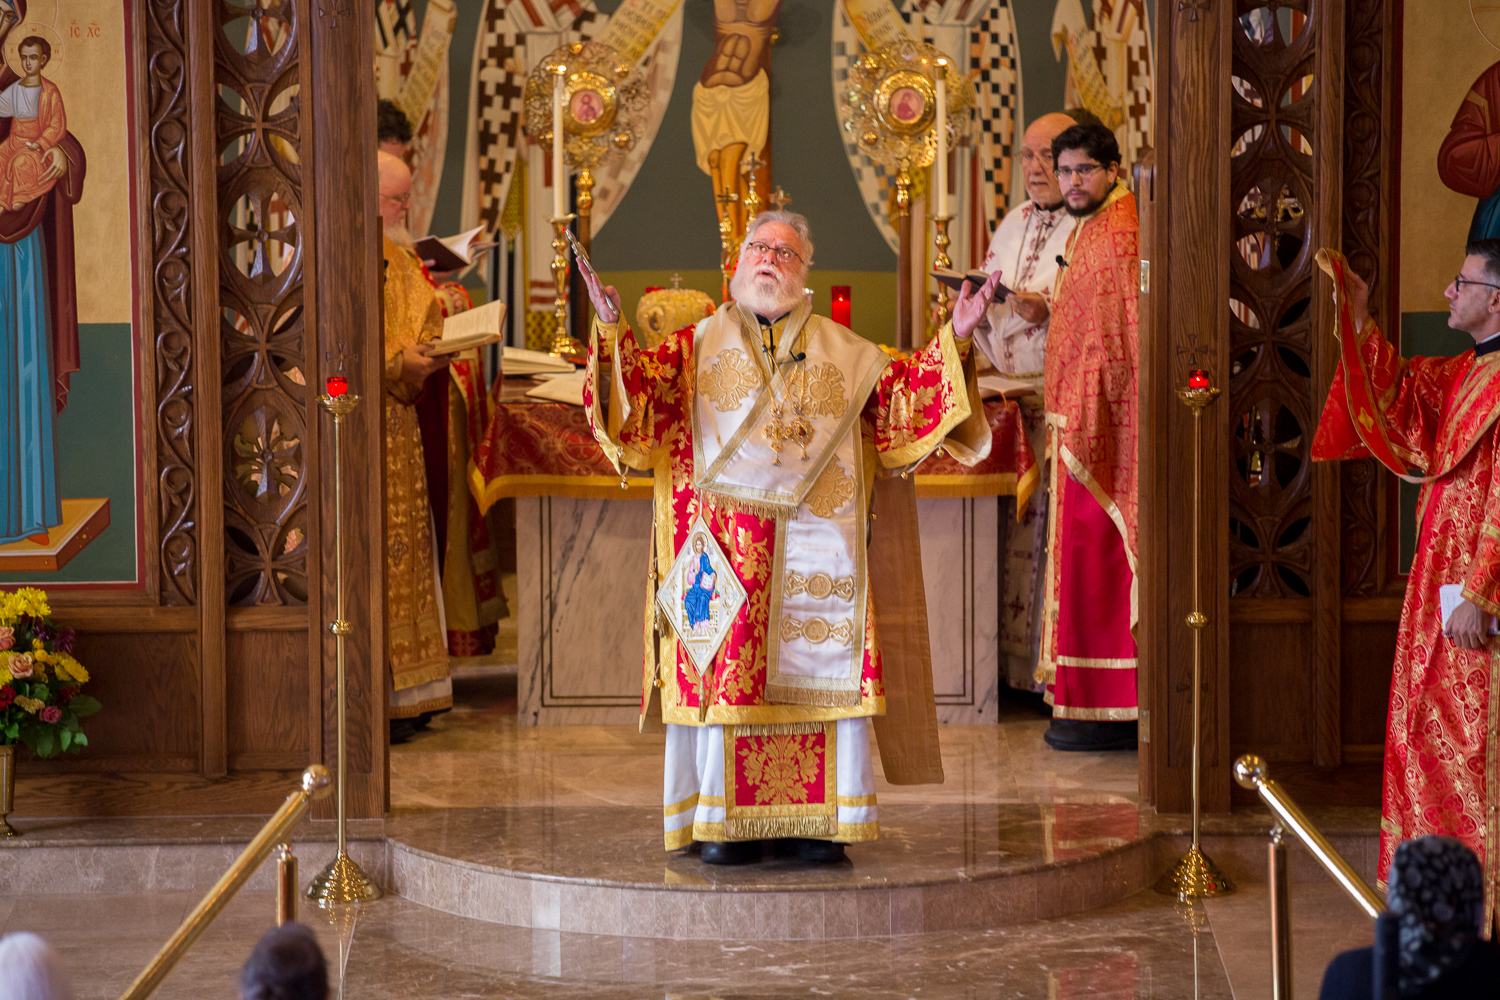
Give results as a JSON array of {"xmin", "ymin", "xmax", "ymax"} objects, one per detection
[
  {"xmin": 701, "ymin": 490, "xmax": 793, "ymax": 521},
  {"xmin": 724, "ymin": 814, "xmax": 839, "ymax": 840}
]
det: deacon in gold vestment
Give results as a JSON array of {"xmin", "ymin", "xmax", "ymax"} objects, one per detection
[
  {"xmin": 582, "ymin": 211, "xmax": 1003, "ymax": 865},
  {"xmin": 378, "ymin": 151, "xmax": 454, "ymax": 725}
]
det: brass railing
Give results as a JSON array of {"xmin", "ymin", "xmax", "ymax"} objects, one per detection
[
  {"xmin": 118, "ymin": 765, "xmax": 332, "ymax": 1000},
  {"xmin": 1234, "ymin": 754, "xmax": 1386, "ymax": 1000}
]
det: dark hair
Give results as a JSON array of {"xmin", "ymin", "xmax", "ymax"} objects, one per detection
[
  {"xmin": 239, "ymin": 923, "xmax": 328, "ymax": 1000},
  {"xmin": 1061, "ymin": 107, "xmax": 1105, "ymax": 130},
  {"xmin": 377, "ymin": 99, "xmax": 413, "ymax": 145},
  {"xmin": 1465, "ymin": 238, "xmax": 1500, "ymax": 282},
  {"xmin": 17, "ymin": 35, "xmax": 50, "ymax": 63},
  {"xmin": 1052, "ymin": 123, "xmax": 1121, "ymax": 168}
]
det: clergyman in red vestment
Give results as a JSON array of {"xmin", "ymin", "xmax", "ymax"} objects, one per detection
[
  {"xmin": 1312, "ymin": 241, "xmax": 1500, "ymax": 926},
  {"xmin": 1037, "ymin": 123, "xmax": 1140, "ymax": 752}
]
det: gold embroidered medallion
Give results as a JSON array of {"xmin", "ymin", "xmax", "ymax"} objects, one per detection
[
  {"xmin": 784, "ymin": 571, "xmax": 857, "ymax": 601},
  {"xmin": 780, "ymin": 616, "xmax": 855, "ymax": 645},
  {"xmin": 699, "ymin": 348, "xmax": 761, "ymax": 411},
  {"xmin": 806, "ymin": 458, "xmax": 856, "ymax": 518},
  {"xmin": 786, "ymin": 362, "xmax": 849, "ymax": 418}
]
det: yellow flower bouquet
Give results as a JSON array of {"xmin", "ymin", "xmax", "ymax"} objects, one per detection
[{"xmin": 0, "ymin": 588, "xmax": 99, "ymax": 757}]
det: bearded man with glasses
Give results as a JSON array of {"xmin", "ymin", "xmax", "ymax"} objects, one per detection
[
  {"xmin": 1313, "ymin": 239, "xmax": 1500, "ymax": 906},
  {"xmin": 1031, "ymin": 123, "xmax": 1143, "ymax": 752},
  {"xmin": 579, "ymin": 210, "xmax": 1002, "ymax": 864}
]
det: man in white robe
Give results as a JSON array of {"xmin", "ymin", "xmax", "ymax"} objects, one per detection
[{"xmin": 975, "ymin": 112, "xmax": 1076, "ymax": 692}]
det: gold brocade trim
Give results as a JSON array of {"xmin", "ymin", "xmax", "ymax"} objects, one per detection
[
  {"xmin": 660, "ymin": 698, "xmax": 883, "ymax": 727},
  {"xmin": 1380, "ymin": 816, "xmax": 1403, "ymax": 837},
  {"xmin": 724, "ymin": 814, "xmax": 839, "ymax": 839},
  {"xmin": 784, "ymin": 571, "xmax": 857, "ymax": 601},
  {"xmin": 835, "ymin": 821, "xmax": 880, "ymax": 843},
  {"xmin": 1057, "ymin": 655, "xmax": 1138, "ymax": 670},
  {"xmin": 838, "ymin": 794, "xmax": 878, "ymax": 807},
  {"xmin": 665, "ymin": 826, "xmax": 695, "ymax": 851},
  {"xmin": 738, "ymin": 722, "xmax": 824, "ymax": 736},
  {"xmin": 392, "ymin": 657, "xmax": 451, "ymax": 692},
  {"xmin": 879, "ymin": 322, "xmax": 976, "ymax": 468},
  {"xmin": 1466, "ymin": 587, "xmax": 1500, "ymax": 620},
  {"xmin": 1483, "ymin": 523, "xmax": 1500, "ymax": 543},
  {"xmin": 1050, "ymin": 705, "xmax": 1139, "ymax": 721},
  {"xmin": 780, "ymin": 616, "xmax": 855, "ymax": 645},
  {"xmin": 763, "ymin": 682, "xmax": 862, "ymax": 707},
  {"xmin": 699, "ymin": 348, "xmax": 763, "ymax": 411},
  {"xmin": 664, "ymin": 794, "xmax": 700, "ymax": 817},
  {"xmin": 674, "ymin": 821, "xmax": 880, "ymax": 847},
  {"xmin": 389, "ymin": 693, "xmax": 453, "ymax": 718},
  {"xmin": 807, "ymin": 458, "xmax": 856, "ymax": 518}
]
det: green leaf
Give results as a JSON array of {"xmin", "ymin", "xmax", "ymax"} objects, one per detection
[
  {"xmin": 59, "ymin": 730, "xmax": 72, "ymax": 751},
  {"xmin": 69, "ymin": 696, "xmax": 101, "ymax": 718},
  {"xmin": 33, "ymin": 729, "xmax": 55, "ymax": 758},
  {"xmin": 72, "ymin": 732, "xmax": 87, "ymax": 746}
]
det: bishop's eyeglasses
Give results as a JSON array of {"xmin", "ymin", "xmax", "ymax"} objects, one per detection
[{"xmin": 744, "ymin": 240, "xmax": 803, "ymax": 265}]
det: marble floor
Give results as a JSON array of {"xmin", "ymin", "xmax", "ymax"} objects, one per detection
[{"xmin": 2, "ymin": 608, "xmax": 1378, "ymax": 998}]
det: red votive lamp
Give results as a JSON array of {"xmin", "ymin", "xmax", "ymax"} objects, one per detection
[
  {"xmin": 831, "ymin": 286, "xmax": 852, "ymax": 328},
  {"xmin": 1188, "ymin": 368, "xmax": 1210, "ymax": 390},
  {"xmin": 326, "ymin": 375, "xmax": 348, "ymax": 397},
  {"xmin": 644, "ymin": 286, "xmax": 663, "ymax": 294}
]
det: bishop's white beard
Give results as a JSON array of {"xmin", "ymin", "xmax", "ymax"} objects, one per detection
[
  {"xmin": 730, "ymin": 262, "xmax": 807, "ymax": 320},
  {"xmin": 385, "ymin": 223, "xmax": 415, "ymax": 249}
]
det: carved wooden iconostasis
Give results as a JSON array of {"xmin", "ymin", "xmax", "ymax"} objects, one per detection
[
  {"xmin": 9, "ymin": 0, "xmax": 387, "ymax": 820},
  {"xmin": 1142, "ymin": 0, "xmax": 1402, "ymax": 812}
]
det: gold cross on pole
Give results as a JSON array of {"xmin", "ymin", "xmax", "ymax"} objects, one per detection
[{"xmin": 769, "ymin": 185, "xmax": 792, "ymax": 211}]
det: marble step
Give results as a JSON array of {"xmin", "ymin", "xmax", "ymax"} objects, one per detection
[{"xmin": 383, "ymin": 804, "xmax": 1380, "ymax": 941}]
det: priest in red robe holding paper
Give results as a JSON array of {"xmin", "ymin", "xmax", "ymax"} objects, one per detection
[
  {"xmin": 1314, "ymin": 241, "xmax": 1500, "ymax": 927},
  {"xmin": 1037, "ymin": 123, "xmax": 1141, "ymax": 752}
]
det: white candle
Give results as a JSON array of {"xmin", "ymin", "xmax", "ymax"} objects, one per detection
[
  {"xmin": 934, "ymin": 63, "xmax": 948, "ymax": 217},
  {"xmin": 552, "ymin": 67, "xmax": 566, "ymax": 219}
]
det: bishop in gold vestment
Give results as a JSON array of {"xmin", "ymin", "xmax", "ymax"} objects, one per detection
[{"xmin": 582, "ymin": 211, "xmax": 1001, "ymax": 863}]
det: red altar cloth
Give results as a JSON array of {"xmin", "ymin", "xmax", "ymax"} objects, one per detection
[{"xmin": 469, "ymin": 379, "xmax": 1038, "ymax": 512}]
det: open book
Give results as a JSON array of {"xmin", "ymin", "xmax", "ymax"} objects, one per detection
[
  {"xmin": 978, "ymin": 374, "xmax": 1038, "ymax": 399},
  {"xmin": 524, "ymin": 370, "xmax": 587, "ymax": 405},
  {"xmin": 413, "ymin": 225, "xmax": 500, "ymax": 272},
  {"xmin": 503, "ymin": 346, "xmax": 576, "ymax": 375},
  {"xmin": 427, "ymin": 300, "xmax": 505, "ymax": 356}
]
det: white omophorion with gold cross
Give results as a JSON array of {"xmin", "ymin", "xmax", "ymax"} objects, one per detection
[{"xmin": 685, "ymin": 301, "xmax": 890, "ymax": 708}]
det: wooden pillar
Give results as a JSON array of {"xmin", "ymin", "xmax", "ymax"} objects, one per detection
[
  {"xmin": 308, "ymin": 0, "xmax": 386, "ymax": 818},
  {"xmin": 1139, "ymin": 0, "xmax": 1233, "ymax": 814}
]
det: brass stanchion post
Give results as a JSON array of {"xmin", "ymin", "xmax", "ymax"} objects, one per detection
[
  {"xmin": 895, "ymin": 165, "xmax": 913, "ymax": 352},
  {"xmin": 307, "ymin": 384, "xmax": 381, "ymax": 907},
  {"xmin": 276, "ymin": 844, "xmax": 297, "ymax": 925},
  {"xmin": 1269, "ymin": 823, "xmax": 1293, "ymax": 1000},
  {"xmin": 1156, "ymin": 367, "xmax": 1234, "ymax": 899}
]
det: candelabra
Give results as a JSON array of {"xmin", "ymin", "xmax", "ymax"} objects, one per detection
[
  {"xmin": 1156, "ymin": 366, "xmax": 1233, "ymax": 900},
  {"xmin": 932, "ymin": 214, "xmax": 953, "ymax": 327},
  {"xmin": 548, "ymin": 214, "xmax": 583, "ymax": 360},
  {"xmin": 306, "ymin": 380, "xmax": 381, "ymax": 907}
]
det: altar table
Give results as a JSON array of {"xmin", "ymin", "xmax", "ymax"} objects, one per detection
[{"xmin": 472, "ymin": 379, "xmax": 1038, "ymax": 726}]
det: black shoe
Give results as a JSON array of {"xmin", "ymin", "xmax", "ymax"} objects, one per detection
[
  {"xmin": 389, "ymin": 718, "xmax": 418, "ymax": 744},
  {"xmin": 789, "ymin": 838, "xmax": 846, "ymax": 863},
  {"xmin": 1043, "ymin": 719, "xmax": 1137, "ymax": 752},
  {"xmin": 700, "ymin": 840, "xmax": 761, "ymax": 865},
  {"xmin": 412, "ymin": 712, "xmax": 433, "ymax": 731}
]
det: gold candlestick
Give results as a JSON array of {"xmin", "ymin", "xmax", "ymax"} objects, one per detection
[
  {"xmin": 307, "ymin": 388, "xmax": 381, "ymax": 908},
  {"xmin": 741, "ymin": 150, "xmax": 765, "ymax": 220},
  {"xmin": 548, "ymin": 214, "xmax": 582, "ymax": 359},
  {"xmin": 1156, "ymin": 367, "xmax": 1233, "ymax": 900},
  {"xmin": 716, "ymin": 186, "xmax": 740, "ymax": 302},
  {"xmin": 932, "ymin": 214, "xmax": 953, "ymax": 327}
]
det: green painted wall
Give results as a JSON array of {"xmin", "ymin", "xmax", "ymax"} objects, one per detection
[{"xmin": 0, "ymin": 324, "xmax": 139, "ymax": 586}]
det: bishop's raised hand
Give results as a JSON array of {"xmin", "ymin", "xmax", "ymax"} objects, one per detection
[
  {"xmin": 580, "ymin": 260, "xmax": 623, "ymax": 325},
  {"xmin": 952, "ymin": 271, "xmax": 1004, "ymax": 340}
]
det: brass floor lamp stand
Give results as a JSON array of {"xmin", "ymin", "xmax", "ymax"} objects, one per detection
[
  {"xmin": 1156, "ymin": 367, "xmax": 1234, "ymax": 900},
  {"xmin": 307, "ymin": 386, "xmax": 381, "ymax": 907}
]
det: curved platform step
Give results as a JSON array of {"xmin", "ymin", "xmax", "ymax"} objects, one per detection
[{"xmin": 385, "ymin": 802, "xmax": 1167, "ymax": 940}]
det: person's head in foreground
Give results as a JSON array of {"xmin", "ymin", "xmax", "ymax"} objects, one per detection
[
  {"xmin": 240, "ymin": 923, "xmax": 329, "ymax": 1000},
  {"xmin": 731, "ymin": 210, "xmax": 814, "ymax": 320},
  {"xmin": 0, "ymin": 932, "xmax": 74, "ymax": 1000}
]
